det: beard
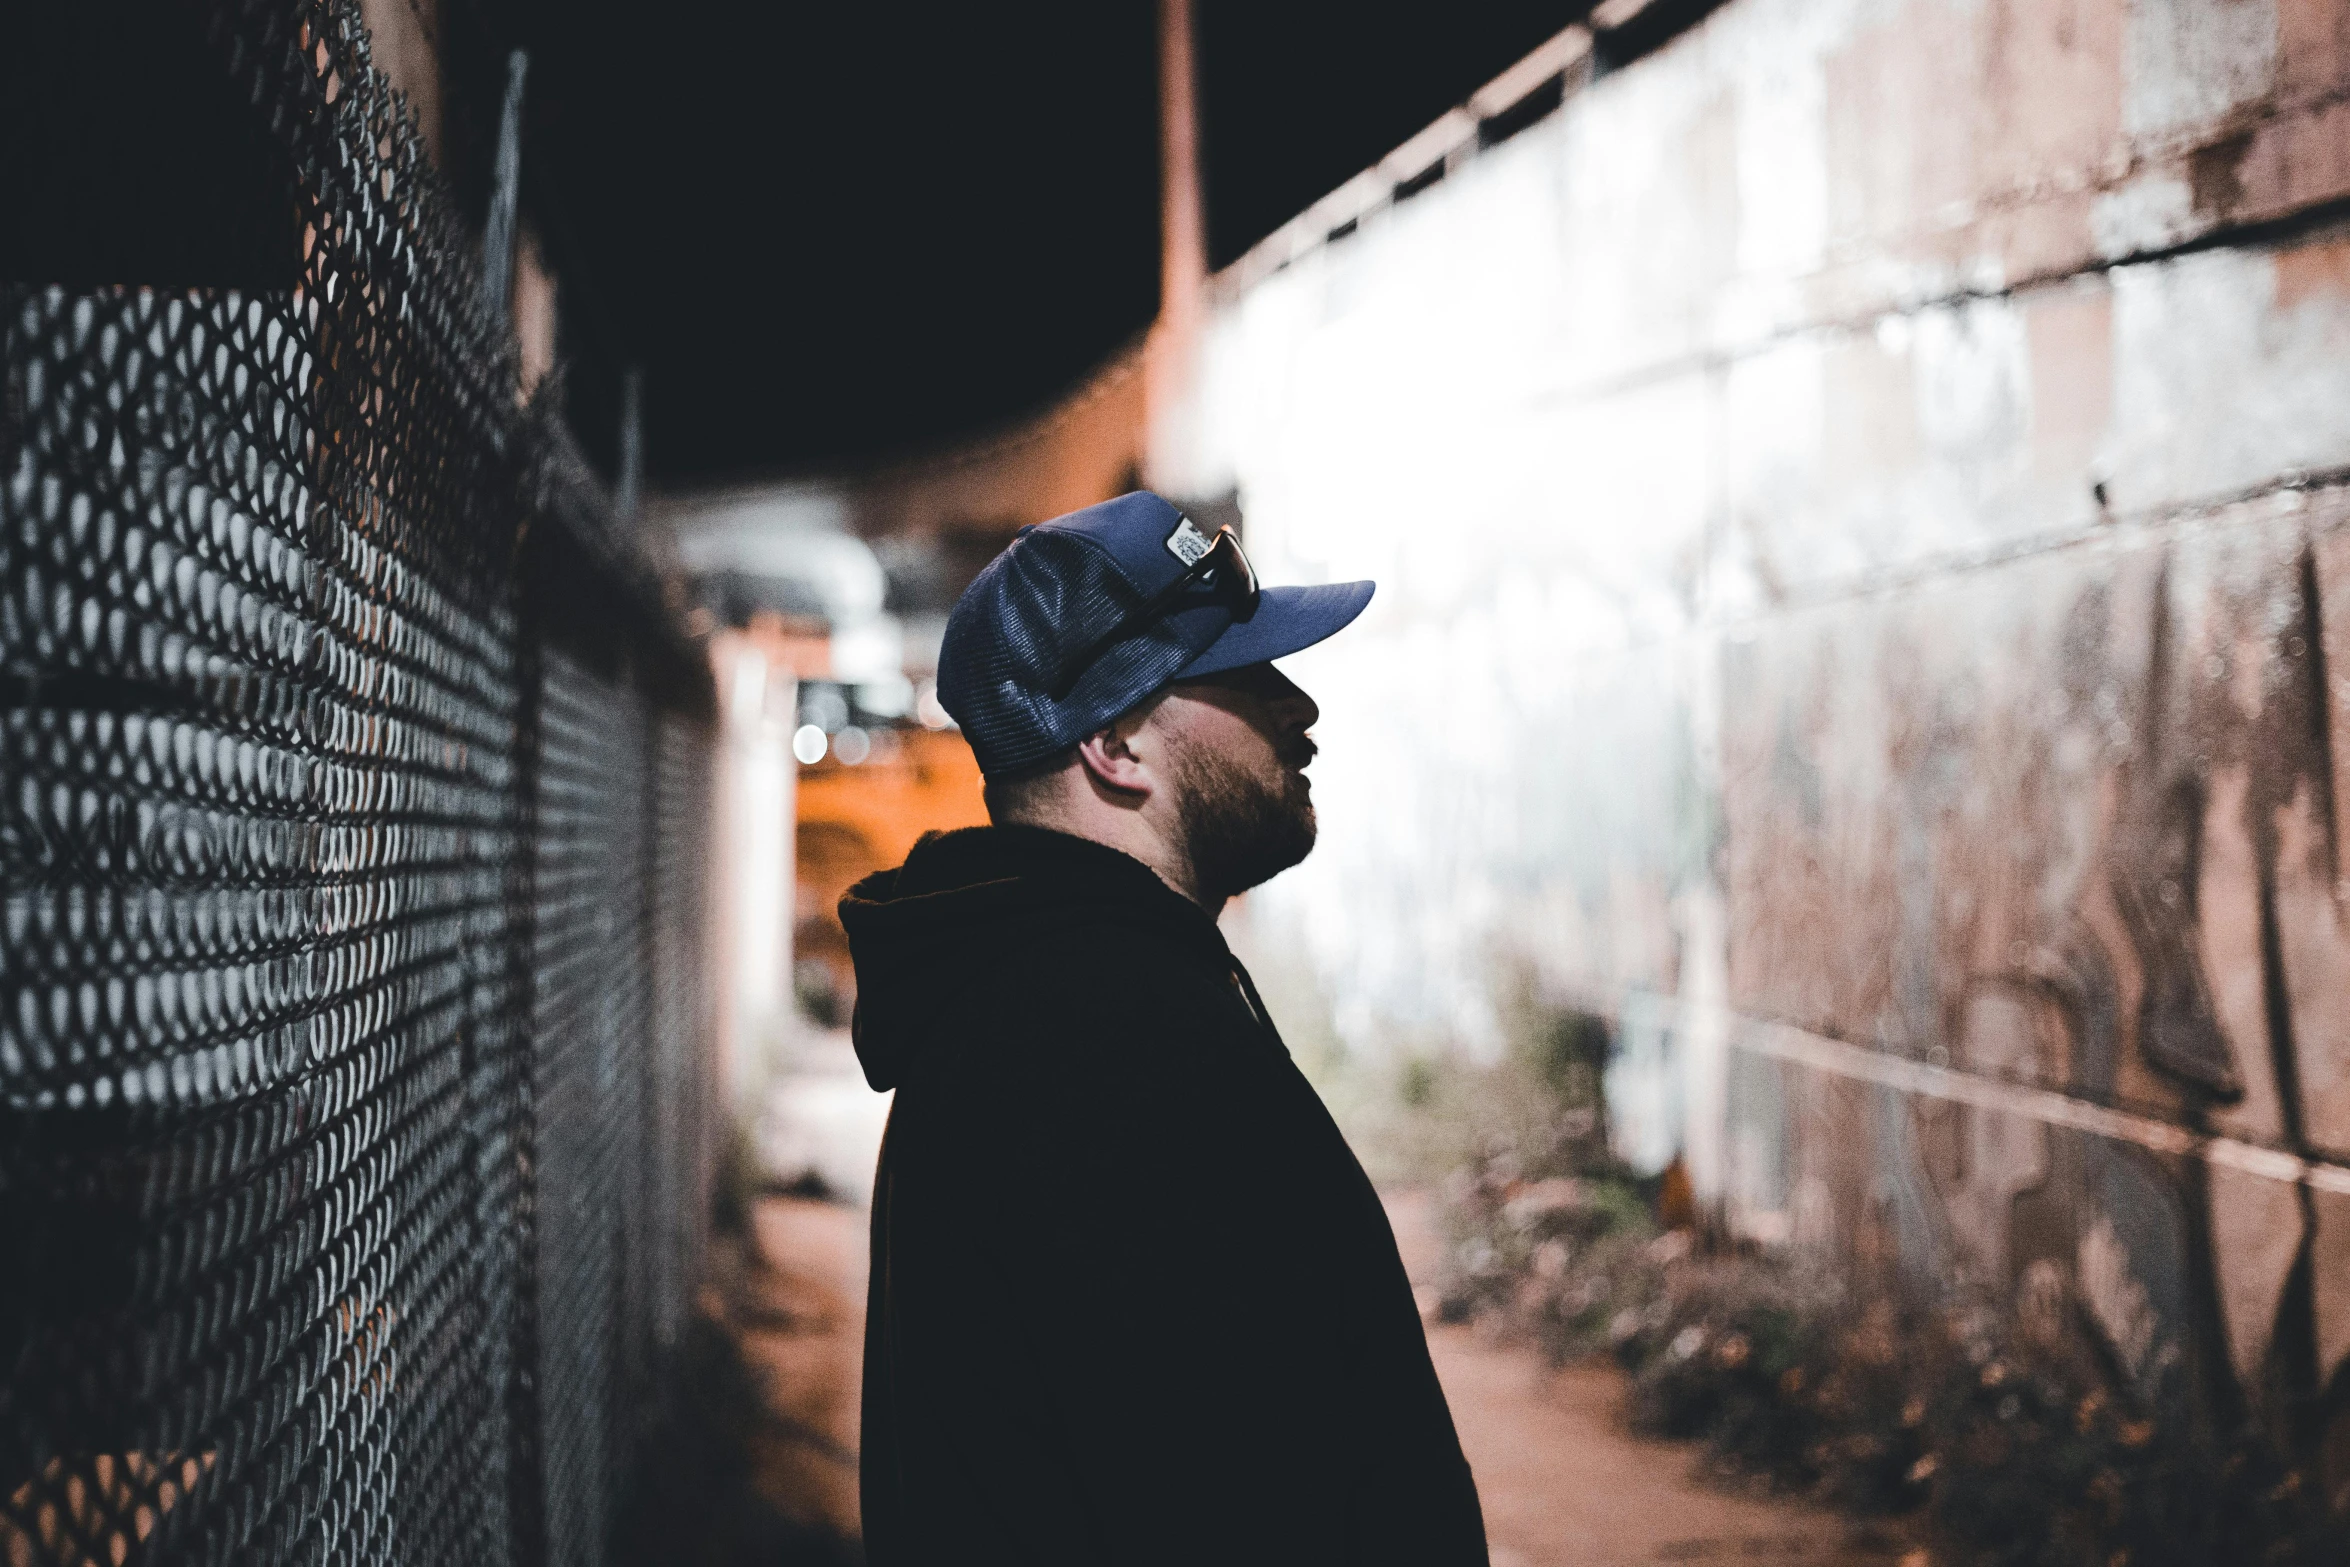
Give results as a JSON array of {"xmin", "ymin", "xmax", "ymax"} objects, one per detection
[{"xmin": 1169, "ymin": 733, "xmax": 1318, "ymax": 903}]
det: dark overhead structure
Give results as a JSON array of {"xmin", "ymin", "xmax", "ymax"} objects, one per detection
[
  {"xmin": 2, "ymin": 0, "xmax": 1598, "ymax": 480},
  {"xmin": 489, "ymin": 1, "xmax": 1590, "ymax": 483}
]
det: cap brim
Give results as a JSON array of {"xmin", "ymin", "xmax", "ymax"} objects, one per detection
[{"xmin": 1175, "ymin": 580, "xmax": 1375, "ymax": 680}]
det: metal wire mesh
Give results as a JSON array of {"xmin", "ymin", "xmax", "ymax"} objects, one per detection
[{"xmin": 0, "ymin": 5, "xmax": 718, "ymax": 1564}]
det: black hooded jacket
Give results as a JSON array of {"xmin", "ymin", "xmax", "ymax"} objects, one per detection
[{"xmin": 840, "ymin": 825, "xmax": 1487, "ymax": 1566}]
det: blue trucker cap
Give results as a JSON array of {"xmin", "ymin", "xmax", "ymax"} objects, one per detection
[{"xmin": 936, "ymin": 491, "xmax": 1374, "ymax": 777}]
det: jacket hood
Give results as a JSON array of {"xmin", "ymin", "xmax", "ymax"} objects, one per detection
[{"xmin": 839, "ymin": 825, "xmax": 1227, "ymax": 1090}]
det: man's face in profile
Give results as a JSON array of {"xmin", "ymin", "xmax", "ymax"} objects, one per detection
[{"xmin": 1151, "ymin": 662, "xmax": 1323, "ymax": 903}]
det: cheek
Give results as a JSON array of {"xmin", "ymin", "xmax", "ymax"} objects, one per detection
[
  {"xmin": 1226, "ymin": 720, "xmax": 1288, "ymax": 782},
  {"xmin": 1155, "ymin": 693, "xmax": 1294, "ymax": 797},
  {"xmin": 1161, "ymin": 697, "xmax": 1271, "ymax": 764}
]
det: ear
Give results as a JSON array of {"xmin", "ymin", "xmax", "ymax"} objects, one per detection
[{"xmin": 1074, "ymin": 717, "xmax": 1155, "ymax": 801}]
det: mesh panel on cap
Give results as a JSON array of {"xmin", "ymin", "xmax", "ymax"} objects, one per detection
[{"xmin": 937, "ymin": 527, "xmax": 1232, "ymax": 775}]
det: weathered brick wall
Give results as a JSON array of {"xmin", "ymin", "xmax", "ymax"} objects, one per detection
[{"xmin": 1163, "ymin": 0, "xmax": 2350, "ymax": 1461}]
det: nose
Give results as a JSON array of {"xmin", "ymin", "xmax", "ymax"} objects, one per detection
[{"xmin": 1266, "ymin": 666, "xmax": 1319, "ymax": 732}]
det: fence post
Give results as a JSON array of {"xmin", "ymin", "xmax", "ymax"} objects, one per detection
[{"xmin": 484, "ymin": 48, "xmax": 529, "ymax": 337}]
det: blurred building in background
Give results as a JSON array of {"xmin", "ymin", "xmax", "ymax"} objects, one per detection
[
  {"xmin": 656, "ymin": 483, "xmax": 970, "ymax": 1197},
  {"xmin": 1143, "ymin": 0, "xmax": 2350, "ymax": 1482}
]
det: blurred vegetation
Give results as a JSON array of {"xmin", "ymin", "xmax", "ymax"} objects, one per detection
[
  {"xmin": 1275, "ymin": 956, "xmax": 1634, "ymax": 1190},
  {"xmin": 1414, "ymin": 1004, "xmax": 2343, "ymax": 1567},
  {"xmin": 1505, "ymin": 1228, "xmax": 2343, "ymax": 1567},
  {"xmin": 1241, "ymin": 927, "xmax": 2345, "ymax": 1562}
]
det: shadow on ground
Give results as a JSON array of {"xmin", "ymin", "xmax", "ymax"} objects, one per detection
[{"xmin": 612, "ymin": 1209, "xmax": 866, "ymax": 1567}]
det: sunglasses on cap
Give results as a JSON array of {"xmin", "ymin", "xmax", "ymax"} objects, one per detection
[{"xmin": 1049, "ymin": 524, "xmax": 1259, "ymax": 700}]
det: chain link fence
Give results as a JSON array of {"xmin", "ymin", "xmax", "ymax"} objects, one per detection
[{"xmin": 1, "ymin": 4, "xmax": 720, "ymax": 1563}]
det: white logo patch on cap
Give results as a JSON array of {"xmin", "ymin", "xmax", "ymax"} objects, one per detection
[{"xmin": 1165, "ymin": 516, "xmax": 1215, "ymax": 567}]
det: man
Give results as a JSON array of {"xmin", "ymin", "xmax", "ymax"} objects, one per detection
[{"xmin": 841, "ymin": 491, "xmax": 1487, "ymax": 1565}]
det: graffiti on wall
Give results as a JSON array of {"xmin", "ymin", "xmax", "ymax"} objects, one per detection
[{"xmin": 1723, "ymin": 495, "xmax": 2350, "ymax": 1450}]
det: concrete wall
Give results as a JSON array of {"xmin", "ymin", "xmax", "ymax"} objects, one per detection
[{"xmin": 1159, "ymin": 0, "xmax": 2350, "ymax": 1455}]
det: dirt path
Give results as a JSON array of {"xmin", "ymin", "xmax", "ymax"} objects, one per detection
[
  {"xmin": 1386, "ymin": 1193, "xmax": 1906, "ymax": 1567},
  {"xmin": 733, "ymin": 1199, "xmax": 870, "ymax": 1542},
  {"xmin": 739, "ymin": 1193, "xmax": 1907, "ymax": 1566}
]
